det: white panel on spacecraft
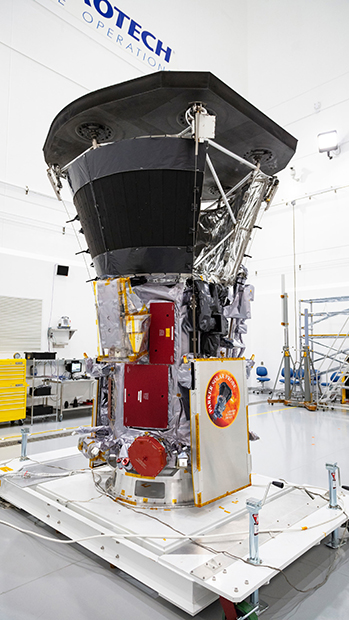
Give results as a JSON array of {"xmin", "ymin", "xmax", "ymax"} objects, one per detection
[{"xmin": 190, "ymin": 358, "xmax": 251, "ymax": 506}]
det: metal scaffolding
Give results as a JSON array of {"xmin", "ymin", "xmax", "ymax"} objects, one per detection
[{"xmin": 299, "ymin": 296, "xmax": 349, "ymax": 409}]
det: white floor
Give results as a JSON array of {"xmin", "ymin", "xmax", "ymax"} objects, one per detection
[
  {"xmin": 1, "ymin": 401, "xmax": 349, "ymax": 620},
  {"xmin": 0, "ymin": 412, "xmax": 92, "ymax": 461}
]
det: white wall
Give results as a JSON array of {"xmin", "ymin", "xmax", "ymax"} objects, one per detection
[{"xmin": 244, "ymin": 0, "xmax": 349, "ymax": 385}]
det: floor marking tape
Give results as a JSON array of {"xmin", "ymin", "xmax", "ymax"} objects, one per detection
[
  {"xmin": 249, "ymin": 407, "xmax": 295, "ymax": 417},
  {"xmin": 0, "ymin": 425, "xmax": 89, "ymax": 441}
]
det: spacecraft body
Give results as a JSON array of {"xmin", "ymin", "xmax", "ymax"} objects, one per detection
[{"xmin": 44, "ymin": 72, "xmax": 296, "ymax": 507}]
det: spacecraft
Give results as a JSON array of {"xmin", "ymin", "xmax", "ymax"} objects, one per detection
[
  {"xmin": 44, "ymin": 71, "xmax": 297, "ymax": 508},
  {"xmin": 2, "ymin": 72, "xmax": 348, "ymax": 619}
]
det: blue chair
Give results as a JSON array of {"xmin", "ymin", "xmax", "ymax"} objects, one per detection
[
  {"xmin": 321, "ymin": 371, "xmax": 340, "ymax": 387},
  {"xmin": 256, "ymin": 366, "xmax": 271, "ymax": 393},
  {"xmin": 310, "ymin": 369, "xmax": 321, "ymax": 385},
  {"xmin": 279, "ymin": 367, "xmax": 294, "ymax": 385},
  {"xmin": 294, "ymin": 368, "xmax": 304, "ymax": 385}
]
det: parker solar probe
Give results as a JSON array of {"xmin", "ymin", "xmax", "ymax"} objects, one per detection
[{"xmin": 1, "ymin": 73, "xmax": 347, "ymax": 617}]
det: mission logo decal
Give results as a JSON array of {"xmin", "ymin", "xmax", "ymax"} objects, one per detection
[{"xmin": 205, "ymin": 371, "xmax": 240, "ymax": 428}]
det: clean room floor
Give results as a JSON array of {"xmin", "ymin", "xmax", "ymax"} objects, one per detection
[{"xmin": 1, "ymin": 403, "xmax": 349, "ymax": 620}]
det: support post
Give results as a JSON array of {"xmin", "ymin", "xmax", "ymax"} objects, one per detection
[
  {"xmin": 284, "ymin": 350, "xmax": 291, "ymax": 401},
  {"xmin": 20, "ymin": 428, "xmax": 30, "ymax": 461},
  {"xmin": 303, "ymin": 348, "xmax": 311, "ymax": 403},
  {"xmin": 304, "ymin": 308, "xmax": 309, "ymax": 347},
  {"xmin": 246, "ymin": 498, "xmax": 262, "ymax": 564},
  {"xmin": 281, "ymin": 277, "xmax": 292, "ymax": 401},
  {"xmin": 325, "ymin": 462, "xmax": 343, "ymax": 549},
  {"xmin": 245, "ymin": 498, "xmax": 269, "ymax": 615},
  {"xmin": 303, "ymin": 308, "xmax": 312, "ymax": 403},
  {"xmin": 326, "ymin": 462, "xmax": 339, "ymax": 509},
  {"xmin": 206, "ymin": 155, "xmax": 236, "ymax": 224},
  {"xmin": 250, "ymin": 589, "xmax": 259, "ymax": 607}
]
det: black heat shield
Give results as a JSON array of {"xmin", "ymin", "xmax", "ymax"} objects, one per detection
[
  {"xmin": 44, "ymin": 72, "xmax": 297, "ymax": 277},
  {"xmin": 44, "ymin": 72, "xmax": 297, "ymax": 192},
  {"xmin": 68, "ymin": 136, "xmax": 205, "ymax": 276}
]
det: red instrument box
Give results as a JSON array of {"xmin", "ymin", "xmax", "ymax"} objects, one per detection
[
  {"xmin": 149, "ymin": 302, "xmax": 175, "ymax": 364},
  {"xmin": 123, "ymin": 363, "xmax": 169, "ymax": 429}
]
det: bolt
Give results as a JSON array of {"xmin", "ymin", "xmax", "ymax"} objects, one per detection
[
  {"xmin": 212, "ymin": 576, "xmax": 216, "ymax": 581},
  {"xmin": 115, "ymin": 554, "xmax": 119, "ymax": 559},
  {"xmin": 100, "ymin": 546, "xmax": 104, "ymax": 550},
  {"xmin": 202, "ymin": 576, "xmax": 206, "ymax": 580},
  {"xmin": 234, "ymin": 587, "xmax": 239, "ymax": 592},
  {"xmin": 223, "ymin": 569, "xmax": 227, "ymax": 574},
  {"xmin": 57, "ymin": 521, "xmax": 61, "ymax": 525},
  {"xmin": 46, "ymin": 515, "xmax": 50, "ymax": 518},
  {"xmin": 245, "ymin": 580, "xmax": 249, "ymax": 585}
]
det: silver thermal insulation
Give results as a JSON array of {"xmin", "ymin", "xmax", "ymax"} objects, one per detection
[
  {"xmin": 90, "ymin": 280, "xmax": 192, "ymax": 455},
  {"xmin": 194, "ymin": 173, "xmax": 273, "ymax": 285}
]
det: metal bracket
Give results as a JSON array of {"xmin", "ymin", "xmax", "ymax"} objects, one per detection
[{"xmin": 190, "ymin": 552, "xmax": 234, "ymax": 580}]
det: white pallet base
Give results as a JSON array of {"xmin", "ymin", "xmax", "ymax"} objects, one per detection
[{"xmin": 1, "ymin": 447, "xmax": 348, "ymax": 616}]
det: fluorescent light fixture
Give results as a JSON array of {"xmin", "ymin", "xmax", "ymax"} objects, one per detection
[{"xmin": 317, "ymin": 130, "xmax": 339, "ymax": 158}]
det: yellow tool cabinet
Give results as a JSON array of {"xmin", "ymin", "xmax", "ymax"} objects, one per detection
[{"xmin": 0, "ymin": 359, "xmax": 27, "ymax": 423}]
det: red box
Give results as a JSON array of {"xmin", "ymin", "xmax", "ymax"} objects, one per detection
[
  {"xmin": 124, "ymin": 364, "xmax": 169, "ymax": 429},
  {"xmin": 149, "ymin": 302, "xmax": 175, "ymax": 365}
]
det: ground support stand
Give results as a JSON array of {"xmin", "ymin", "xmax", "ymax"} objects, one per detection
[
  {"xmin": 1, "ymin": 448, "xmax": 348, "ymax": 616},
  {"xmin": 269, "ymin": 287, "xmax": 320, "ymax": 411}
]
